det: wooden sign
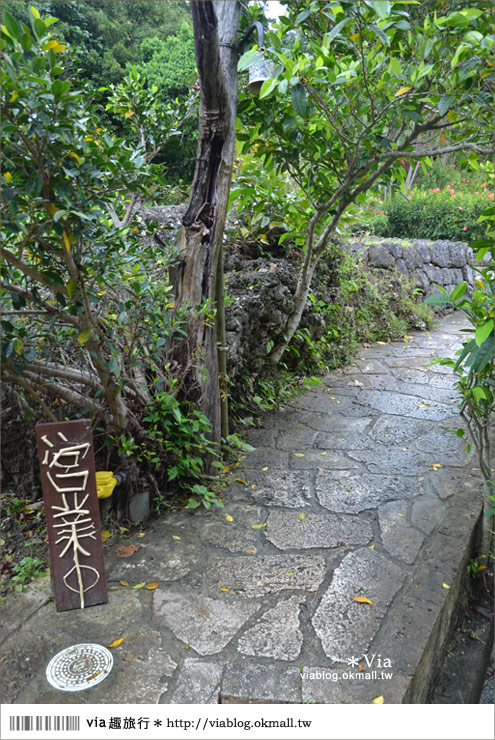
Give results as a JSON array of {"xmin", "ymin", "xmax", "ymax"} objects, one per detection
[{"xmin": 36, "ymin": 420, "xmax": 108, "ymax": 612}]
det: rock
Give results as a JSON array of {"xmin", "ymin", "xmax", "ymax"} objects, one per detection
[
  {"xmin": 411, "ymin": 496, "xmax": 445, "ymax": 534},
  {"xmin": 221, "ymin": 661, "xmax": 301, "ymax": 703},
  {"xmin": 237, "ymin": 596, "xmax": 304, "ymax": 660},
  {"xmin": 189, "ymin": 503, "xmax": 262, "ymax": 553},
  {"xmin": 403, "ymin": 248, "xmax": 424, "ymax": 271},
  {"xmin": 153, "ymin": 591, "xmax": 259, "ymax": 655},
  {"xmin": 431, "ymin": 242, "xmax": 451, "ymax": 268},
  {"xmin": 378, "ymin": 500, "xmax": 424, "ymax": 564},
  {"xmin": 166, "ymin": 658, "xmax": 223, "ymax": 704},
  {"xmin": 312, "ymin": 549, "xmax": 406, "ymax": 662},
  {"xmin": 369, "ymin": 245, "xmax": 396, "ymax": 269},
  {"xmin": 316, "ymin": 470, "xmax": 421, "ymax": 514},
  {"xmin": 265, "ymin": 510, "xmax": 372, "ymax": 550},
  {"xmin": 206, "ymin": 554, "xmax": 326, "ymax": 597},
  {"xmin": 230, "ymin": 470, "xmax": 313, "ymax": 508}
]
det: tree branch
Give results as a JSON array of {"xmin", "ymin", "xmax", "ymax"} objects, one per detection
[{"xmin": 1, "ymin": 247, "xmax": 68, "ymax": 296}]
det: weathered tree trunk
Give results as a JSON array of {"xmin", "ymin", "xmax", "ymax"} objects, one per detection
[{"xmin": 172, "ymin": 1, "xmax": 241, "ymax": 449}]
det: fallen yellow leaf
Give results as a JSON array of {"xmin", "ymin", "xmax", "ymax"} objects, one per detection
[
  {"xmin": 442, "ymin": 583, "xmax": 450, "ymax": 589},
  {"xmin": 101, "ymin": 530, "xmax": 112, "ymax": 543},
  {"xmin": 146, "ymin": 583, "xmax": 159, "ymax": 590},
  {"xmin": 137, "ymin": 531, "xmax": 146, "ymax": 538},
  {"xmin": 476, "ymin": 565, "xmax": 487, "ymax": 572},
  {"xmin": 108, "ymin": 637, "xmax": 124, "ymax": 648},
  {"xmin": 353, "ymin": 596, "xmax": 374, "ymax": 605},
  {"xmin": 321, "ymin": 452, "xmax": 327, "ymax": 456},
  {"xmin": 262, "ymin": 466, "xmax": 268, "ymax": 471},
  {"xmin": 244, "ymin": 549, "xmax": 257, "ymax": 555},
  {"xmin": 251, "ymin": 523, "xmax": 267, "ymax": 529},
  {"xmin": 119, "ymin": 580, "xmax": 129, "ymax": 587},
  {"xmin": 220, "ymin": 587, "xmax": 229, "ymax": 593},
  {"xmin": 294, "ymin": 453, "xmax": 305, "ymax": 457},
  {"xmin": 133, "ymin": 582, "xmax": 146, "ymax": 589},
  {"xmin": 235, "ymin": 478, "xmax": 247, "ymax": 484},
  {"xmin": 372, "ymin": 695, "xmax": 384, "ymax": 704},
  {"xmin": 172, "ymin": 535, "xmax": 181, "ymax": 541},
  {"xmin": 225, "ymin": 514, "xmax": 234, "ymax": 522},
  {"xmin": 299, "ymin": 513, "xmax": 306, "ymax": 521},
  {"xmin": 369, "ymin": 544, "xmax": 375, "ymax": 550}
]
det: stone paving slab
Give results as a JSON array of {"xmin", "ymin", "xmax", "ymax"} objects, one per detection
[{"xmin": 0, "ymin": 313, "xmax": 485, "ymax": 705}]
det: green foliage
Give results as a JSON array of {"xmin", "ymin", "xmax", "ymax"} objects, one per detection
[
  {"xmin": 235, "ymin": 0, "xmax": 494, "ymax": 363},
  {"xmin": 2, "ymin": 0, "xmax": 193, "ymax": 88},
  {"xmin": 136, "ymin": 22, "xmax": 196, "ymax": 103},
  {"xmin": 425, "ymin": 206, "xmax": 494, "ymax": 493},
  {"xmin": 414, "ymin": 155, "xmax": 483, "ymax": 191},
  {"xmin": 11, "ymin": 556, "xmax": 47, "ymax": 592},
  {"xmin": 111, "ymin": 393, "xmax": 221, "ymax": 512},
  {"xmin": 229, "ymin": 152, "xmax": 309, "ymax": 254},
  {"xmin": 386, "ymin": 189, "xmax": 491, "ymax": 241},
  {"xmin": 104, "ymin": 65, "xmax": 199, "ymax": 185},
  {"xmin": 0, "ymin": 8, "xmax": 217, "ymax": 513},
  {"xmin": 307, "ymin": 253, "xmax": 436, "ymax": 371}
]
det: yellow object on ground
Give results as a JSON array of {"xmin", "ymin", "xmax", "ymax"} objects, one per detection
[{"xmin": 95, "ymin": 471, "xmax": 118, "ymax": 499}]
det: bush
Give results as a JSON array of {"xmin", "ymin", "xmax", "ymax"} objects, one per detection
[{"xmin": 386, "ymin": 189, "xmax": 491, "ymax": 241}]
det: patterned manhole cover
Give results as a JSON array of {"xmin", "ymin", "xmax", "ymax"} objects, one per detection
[{"xmin": 46, "ymin": 643, "xmax": 113, "ymax": 691}]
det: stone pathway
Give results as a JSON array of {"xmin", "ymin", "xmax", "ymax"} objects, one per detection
[{"xmin": 0, "ymin": 313, "xmax": 486, "ymax": 704}]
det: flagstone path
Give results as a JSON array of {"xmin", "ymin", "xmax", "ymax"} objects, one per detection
[{"xmin": 0, "ymin": 312, "xmax": 486, "ymax": 704}]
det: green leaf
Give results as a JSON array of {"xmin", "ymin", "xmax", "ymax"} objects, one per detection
[
  {"xmin": 438, "ymin": 94, "xmax": 455, "ymax": 117},
  {"xmin": 365, "ymin": 0, "xmax": 390, "ymax": 20},
  {"xmin": 291, "ymin": 83, "xmax": 307, "ymax": 117},
  {"xmin": 238, "ymin": 49, "xmax": 263, "ymax": 73},
  {"xmin": 66, "ymin": 278, "xmax": 77, "ymax": 298},
  {"xmin": 472, "ymin": 386, "xmax": 487, "ymax": 402},
  {"xmin": 325, "ymin": 17, "xmax": 352, "ymax": 44},
  {"xmin": 259, "ymin": 77, "xmax": 278, "ymax": 99},
  {"xmin": 371, "ymin": 24, "xmax": 390, "ymax": 47},
  {"xmin": 424, "ymin": 292, "xmax": 452, "ymax": 306},
  {"xmin": 403, "ymin": 108, "xmax": 421, "ymax": 122},
  {"xmin": 475, "ymin": 319, "xmax": 493, "ymax": 347},
  {"xmin": 389, "ymin": 57, "xmax": 402, "ymax": 78},
  {"xmin": 2, "ymin": 10, "xmax": 20, "ymax": 40},
  {"xmin": 33, "ymin": 17, "xmax": 47, "ymax": 39},
  {"xmin": 77, "ymin": 329, "xmax": 93, "ymax": 345},
  {"xmin": 468, "ymin": 335, "xmax": 494, "ymax": 374},
  {"xmin": 450, "ymin": 281, "xmax": 467, "ymax": 303}
]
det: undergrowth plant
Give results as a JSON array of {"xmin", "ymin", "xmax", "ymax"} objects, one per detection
[{"xmin": 425, "ymin": 205, "xmax": 494, "ymax": 511}]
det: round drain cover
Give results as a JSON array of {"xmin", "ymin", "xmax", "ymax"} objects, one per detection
[{"xmin": 46, "ymin": 643, "xmax": 113, "ymax": 691}]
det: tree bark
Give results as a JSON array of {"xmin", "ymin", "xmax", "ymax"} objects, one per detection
[{"xmin": 172, "ymin": 0, "xmax": 241, "ymax": 449}]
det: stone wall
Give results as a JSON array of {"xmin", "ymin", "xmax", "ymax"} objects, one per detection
[{"xmin": 347, "ymin": 237, "xmax": 475, "ymax": 296}]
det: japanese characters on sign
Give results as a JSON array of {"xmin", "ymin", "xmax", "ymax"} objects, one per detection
[{"xmin": 36, "ymin": 420, "xmax": 107, "ymax": 612}]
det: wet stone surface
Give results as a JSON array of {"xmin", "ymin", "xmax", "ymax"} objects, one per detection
[
  {"xmin": 264, "ymin": 510, "xmax": 372, "ymax": 550},
  {"xmin": 312, "ymin": 549, "xmax": 406, "ymax": 663},
  {"xmin": 206, "ymin": 554, "xmax": 327, "ymax": 598},
  {"xmin": 237, "ymin": 596, "xmax": 305, "ymax": 661}
]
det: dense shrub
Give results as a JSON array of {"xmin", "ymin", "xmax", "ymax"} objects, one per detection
[{"xmin": 386, "ymin": 189, "xmax": 491, "ymax": 241}]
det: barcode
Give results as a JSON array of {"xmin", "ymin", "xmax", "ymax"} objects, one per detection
[{"xmin": 9, "ymin": 716, "xmax": 80, "ymax": 732}]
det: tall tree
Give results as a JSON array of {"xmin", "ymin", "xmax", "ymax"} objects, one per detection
[{"xmin": 172, "ymin": 0, "xmax": 241, "ymax": 448}]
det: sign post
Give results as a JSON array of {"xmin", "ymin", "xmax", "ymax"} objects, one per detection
[{"xmin": 36, "ymin": 420, "xmax": 108, "ymax": 612}]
